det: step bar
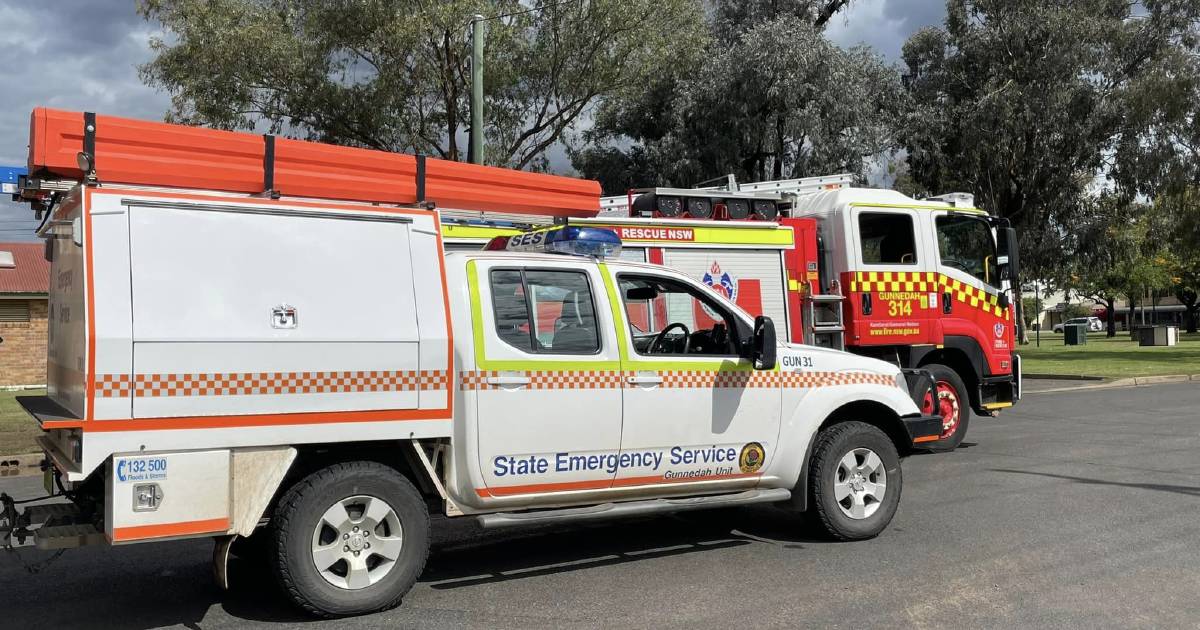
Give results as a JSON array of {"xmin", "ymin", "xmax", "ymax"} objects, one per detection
[{"xmin": 477, "ymin": 487, "xmax": 791, "ymax": 529}]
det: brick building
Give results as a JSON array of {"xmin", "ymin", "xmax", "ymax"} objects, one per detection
[{"xmin": 0, "ymin": 243, "xmax": 50, "ymax": 386}]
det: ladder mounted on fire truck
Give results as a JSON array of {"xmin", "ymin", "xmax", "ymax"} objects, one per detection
[{"xmin": 599, "ymin": 173, "xmax": 855, "ymax": 218}]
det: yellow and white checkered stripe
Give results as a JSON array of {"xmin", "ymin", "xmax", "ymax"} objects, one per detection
[
  {"xmin": 850, "ymin": 271, "xmax": 1010, "ymax": 319},
  {"xmin": 459, "ymin": 370, "xmax": 894, "ymax": 390},
  {"xmin": 93, "ymin": 370, "xmax": 449, "ymax": 398}
]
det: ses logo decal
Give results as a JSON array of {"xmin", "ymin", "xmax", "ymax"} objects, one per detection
[{"xmin": 739, "ymin": 442, "xmax": 765, "ymax": 474}]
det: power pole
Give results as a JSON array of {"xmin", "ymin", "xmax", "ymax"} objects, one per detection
[{"xmin": 468, "ymin": 14, "xmax": 485, "ymax": 165}]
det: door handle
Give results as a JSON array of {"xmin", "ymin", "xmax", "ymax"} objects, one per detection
[
  {"xmin": 626, "ymin": 375, "xmax": 663, "ymax": 386},
  {"xmin": 861, "ymin": 292, "xmax": 872, "ymax": 315},
  {"xmin": 942, "ymin": 292, "xmax": 952, "ymax": 314},
  {"xmin": 485, "ymin": 375, "xmax": 530, "ymax": 386}
]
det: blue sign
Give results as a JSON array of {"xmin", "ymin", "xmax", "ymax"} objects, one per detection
[{"xmin": 0, "ymin": 166, "xmax": 27, "ymax": 195}]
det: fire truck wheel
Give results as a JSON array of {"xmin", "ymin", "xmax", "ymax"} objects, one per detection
[
  {"xmin": 269, "ymin": 461, "xmax": 430, "ymax": 618},
  {"xmin": 921, "ymin": 363, "xmax": 970, "ymax": 451},
  {"xmin": 807, "ymin": 421, "xmax": 902, "ymax": 541}
]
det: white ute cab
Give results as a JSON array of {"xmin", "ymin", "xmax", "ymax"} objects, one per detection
[{"xmin": 11, "ymin": 190, "xmax": 941, "ymax": 618}]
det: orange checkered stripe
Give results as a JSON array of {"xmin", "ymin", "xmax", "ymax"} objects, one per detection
[
  {"xmin": 459, "ymin": 370, "xmax": 626, "ymax": 390},
  {"xmin": 93, "ymin": 370, "xmax": 449, "ymax": 398},
  {"xmin": 780, "ymin": 371, "xmax": 895, "ymax": 387},
  {"xmin": 458, "ymin": 370, "xmax": 894, "ymax": 390}
]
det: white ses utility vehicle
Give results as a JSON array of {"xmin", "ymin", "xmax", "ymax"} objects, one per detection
[{"xmin": 6, "ymin": 187, "xmax": 941, "ymax": 618}]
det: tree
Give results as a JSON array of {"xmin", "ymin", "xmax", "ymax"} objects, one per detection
[
  {"xmin": 572, "ymin": 1, "xmax": 903, "ymax": 192},
  {"xmin": 1068, "ymin": 195, "xmax": 1172, "ymax": 336},
  {"xmin": 899, "ymin": 0, "xmax": 1200, "ymax": 279},
  {"xmin": 138, "ymin": 0, "xmax": 705, "ymax": 169},
  {"xmin": 1154, "ymin": 188, "xmax": 1200, "ymax": 332}
]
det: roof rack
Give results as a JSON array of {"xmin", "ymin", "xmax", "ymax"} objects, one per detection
[{"xmin": 19, "ymin": 108, "xmax": 602, "ymax": 219}]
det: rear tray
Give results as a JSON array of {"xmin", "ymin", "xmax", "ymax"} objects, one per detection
[{"xmin": 16, "ymin": 396, "xmax": 82, "ymax": 429}]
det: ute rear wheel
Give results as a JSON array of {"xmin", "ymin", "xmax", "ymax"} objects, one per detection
[
  {"xmin": 269, "ymin": 461, "xmax": 429, "ymax": 618},
  {"xmin": 808, "ymin": 421, "xmax": 902, "ymax": 541},
  {"xmin": 920, "ymin": 363, "xmax": 970, "ymax": 451}
]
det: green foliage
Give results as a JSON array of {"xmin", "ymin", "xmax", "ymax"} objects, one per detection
[
  {"xmin": 572, "ymin": 1, "xmax": 901, "ymax": 192},
  {"xmin": 1062, "ymin": 303, "xmax": 1095, "ymax": 320},
  {"xmin": 138, "ymin": 0, "xmax": 705, "ymax": 169},
  {"xmin": 899, "ymin": 0, "xmax": 1200, "ymax": 279},
  {"xmin": 1153, "ymin": 188, "xmax": 1200, "ymax": 331},
  {"xmin": 1020, "ymin": 296, "xmax": 1040, "ymax": 327}
]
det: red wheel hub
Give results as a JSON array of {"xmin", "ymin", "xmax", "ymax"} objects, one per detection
[{"xmin": 921, "ymin": 381, "xmax": 961, "ymax": 440}]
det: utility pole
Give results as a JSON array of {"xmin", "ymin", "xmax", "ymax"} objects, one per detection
[
  {"xmin": 468, "ymin": 14, "xmax": 485, "ymax": 165},
  {"xmin": 1035, "ymin": 279, "xmax": 1041, "ymax": 347}
]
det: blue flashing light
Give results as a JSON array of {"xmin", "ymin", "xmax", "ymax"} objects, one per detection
[{"xmin": 485, "ymin": 226, "xmax": 622, "ymax": 258}]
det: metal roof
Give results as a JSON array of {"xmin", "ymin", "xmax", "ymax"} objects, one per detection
[{"xmin": 0, "ymin": 242, "xmax": 49, "ymax": 294}]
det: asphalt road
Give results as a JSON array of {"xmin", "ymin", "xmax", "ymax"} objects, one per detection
[{"xmin": 3, "ymin": 382, "xmax": 1200, "ymax": 629}]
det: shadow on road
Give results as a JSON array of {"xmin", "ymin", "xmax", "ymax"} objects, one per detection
[
  {"xmin": 991, "ymin": 468, "xmax": 1200, "ymax": 497},
  {"xmin": 0, "ymin": 505, "xmax": 833, "ymax": 628},
  {"xmin": 420, "ymin": 505, "xmax": 826, "ymax": 590}
]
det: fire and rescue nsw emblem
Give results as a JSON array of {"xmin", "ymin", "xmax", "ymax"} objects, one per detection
[
  {"xmin": 994, "ymin": 323, "xmax": 1005, "ymax": 338},
  {"xmin": 701, "ymin": 262, "xmax": 738, "ymax": 316},
  {"xmin": 739, "ymin": 442, "xmax": 765, "ymax": 474}
]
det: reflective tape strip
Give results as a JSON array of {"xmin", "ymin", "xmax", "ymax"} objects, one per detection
[
  {"xmin": 459, "ymin": 370, "xmax": 894, "ymax": 390},
  {"xmin": 854, "ymin": 271, "xmax": 1010, "ymax": 319},
  {"xmin": 93, "ymin": 370, "xmax": 449, "ymax": 398}
]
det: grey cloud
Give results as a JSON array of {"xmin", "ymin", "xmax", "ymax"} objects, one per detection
[
  {"xmin": 826, "ymin": 0, "xmax": 946, "ymax": 61},
  {"xmin": 0, "ymin": 0, "xmax": 168, "ymax": 241}
]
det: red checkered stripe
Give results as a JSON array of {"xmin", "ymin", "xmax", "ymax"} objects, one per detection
[{"xmin": 92, "ymin": 370, "xmax": 448, "ymax": 398}]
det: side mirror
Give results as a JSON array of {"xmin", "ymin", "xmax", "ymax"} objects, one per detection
[
  {"xmin": 750, "ymin": 315, "xmax": 777, "ymax": 370},
  {"xmin": 998, "ymin": 227, "xmax": 1020, "ymax": 281}
]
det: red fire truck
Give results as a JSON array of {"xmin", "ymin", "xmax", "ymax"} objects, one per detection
[{"xmin": 444, "ymin": 174, "xmax": 1021, "ymax": 450}]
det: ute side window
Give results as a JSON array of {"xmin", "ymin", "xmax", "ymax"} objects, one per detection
[
  {"xmin": 618, "ymin": 275, "xmax": 741, "ymax": 357},
  {"xmin": 936, "ymin": 215, "xmax": 1000, "ymax": 288},
  {"xmin": 488, "ymin": 269, "xmax": 600, "ymax": 354},
  {"xmin": 859, "ymin": 212, "xmax": 917, "ymax": 265}
]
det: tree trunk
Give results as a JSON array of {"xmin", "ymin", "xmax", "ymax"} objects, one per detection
[
  {"xmin": 1126, "ymin": 294, "xmax": 1137, "ymax": 332},
  {"xmin": 1105, "ymin": 298, "xmax": 1116, "ymax": 337}
]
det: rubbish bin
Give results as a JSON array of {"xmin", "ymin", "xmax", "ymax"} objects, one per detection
[
  {"xmin": 1139, "ymin": 325, "xmax": 1179, "ymax": 347},
  {"xmin": 1064, "ymin": 324, "xmax": 1087, "ymax": 345}
]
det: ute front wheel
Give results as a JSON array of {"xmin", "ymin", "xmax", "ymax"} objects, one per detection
[
  {"xmin": 808, "ymin": 421, "xmax": 902, "ymax": 541},
  {"xmin": 270, "ymin": 461, "xmax": 430, "ymax": 618}
]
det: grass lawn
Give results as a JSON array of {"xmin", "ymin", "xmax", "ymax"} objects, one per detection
[
  {"xmin": 1020, "ymin": 331, "xmax": 1200, "ymax": 378},
  {"xmin": 0, "ymin": 388, "xmax": 43, "ymax": 455}
]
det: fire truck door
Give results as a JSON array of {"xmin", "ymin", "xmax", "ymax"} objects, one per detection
[
  {"xmin": 929, "ymin": 211, "xmax": 1012, "ymax": 363},
  {"xmin": 848, "ymin": 208, "xmax": 935, "ymax": 345},
  {"xmin": 468, "ymin": 260, "xmax": 624, "ymax": 498},
  {"xmin": 611, "ymin": 269, "xmax": 781, "ymax": 488}
]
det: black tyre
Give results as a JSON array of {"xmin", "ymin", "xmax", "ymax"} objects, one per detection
[
  {"xmin": 808, "ymin": 421, "xmax": 902, "ymax": 541},
  {"xmin": 921, "ymin": 363, "xmax": 971, "ymax": 451},
  {"xmin": 270, "ymin": 461, "xmax": 430, "ymax": 618}
]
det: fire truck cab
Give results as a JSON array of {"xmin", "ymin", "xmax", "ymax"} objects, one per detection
[{"xmin": 788, "ymin": 185, "xmax": 1021, "ymax": 449}]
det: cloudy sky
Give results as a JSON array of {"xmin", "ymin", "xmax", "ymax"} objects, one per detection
[{"xmin": 0, "ymin": 0, "xmax": 946, "ymax": 241}]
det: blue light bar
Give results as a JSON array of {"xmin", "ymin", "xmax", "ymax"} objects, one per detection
[{"xmin": 485, "ymin": 226, "xmax": 622, "ymax": 258}]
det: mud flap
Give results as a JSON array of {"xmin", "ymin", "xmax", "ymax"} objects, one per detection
[{"xmin": 212, "ymin": 535, "xmax": 235, "ymax": 590}]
